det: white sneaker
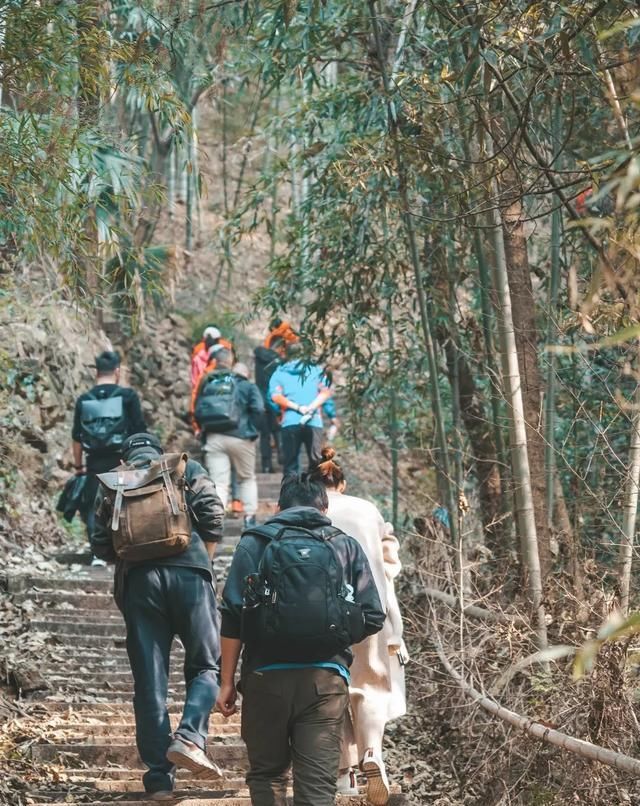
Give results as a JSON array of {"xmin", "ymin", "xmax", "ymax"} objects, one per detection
[
  {"xmin": 361, "ymin": 749, "xmax": 390, "ymax": 805},
  {"xmin": 90, "ymin": 556, "xmax": 107, "ymax": 568},
  {"xmin": 336, "ymin": 768, "xmax": 359, "ymax": 795}
]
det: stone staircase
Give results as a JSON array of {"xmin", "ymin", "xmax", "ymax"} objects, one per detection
[{"xmin": 5, "ymin": 471, "xmax": 404, "ymax": 804}]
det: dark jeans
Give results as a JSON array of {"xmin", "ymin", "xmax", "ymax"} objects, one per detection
[
  {"xmin": 259, "ymin": 408, "xmax": 282, "ymax": 472},
  {"xmin": 123, "ymin": 565, "xmax": 220, "ymax": 794},
  {"xmin": 80, "ymin": 473, "xmax": 100, "ymax": 540},
  {"xmin": 241, "ymin": 668, "xmax": 348, "ymax": 806},
  {"xmin": 281, "ymin": 425, "xmax": 323, "ymax": 476}
]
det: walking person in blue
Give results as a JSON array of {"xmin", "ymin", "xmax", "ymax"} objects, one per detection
[{"xmin": 267, "ymin": 342, "xmax": 338, "ymax": 475}]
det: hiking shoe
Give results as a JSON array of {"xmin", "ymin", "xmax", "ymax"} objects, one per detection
[
  {"xmin": 243, "ymin": 514, "xmax": 257, "ymax": 529},
  {"xmin": 90, "ymin": 556, "xmax": 107, "ymax": 568},
  {"xmin": 166, "ymin": 737, "xmax": 222, "ymax": 778},
  {"xmin": 147, "ymin": 792, "xmax": 175, "ymax": 802},
  {"xmin": 337, "ymin": 768, "xmax": 359, "ymax": 795},
  {"xmin": 362, "ymin": 749, "xmax": 390, "ymax": 805}
]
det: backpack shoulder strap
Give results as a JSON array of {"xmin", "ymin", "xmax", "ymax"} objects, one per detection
[
  {"xmin": 242, "ymin": 523, "xmax": 282, "ymax": 542},
  {"xmin": 319, "ymin": 525, "xmax": 344, "ymax": 541}
]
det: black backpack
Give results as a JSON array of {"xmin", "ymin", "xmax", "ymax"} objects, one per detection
[
  {"xmin": 80, "ymin": 389, "xmax": 127, "ymax": 453},
  {"xmin": 241, "ymin": 523, "xmax": 366, "ymax": 662},
  {"xmin": 194, "ymin": 372, "xmax": 241, "ymax": 433}
]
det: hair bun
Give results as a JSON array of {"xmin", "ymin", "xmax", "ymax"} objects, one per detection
[{"xmin": 321, "ymin": 446, "xmax": 336, "ymax": 461}]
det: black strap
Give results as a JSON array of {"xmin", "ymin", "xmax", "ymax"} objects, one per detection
[{"xmin": 243, "ymin": 523, "xmax": 343, "ymax": 543}]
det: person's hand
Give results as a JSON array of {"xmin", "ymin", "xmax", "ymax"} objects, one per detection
[
  {"xmin": 74, "ymin": 465, "xmax": 86, "ymax": 476},
  {"xmin": 216, "ymin": 681, "xmax": 238, "ymax": 717},
  {"xmin": 327, "ymin": 419, "xmax": 339, "ymax": 442},
  {"xmin": 297, "ymin": 405, "xmax": 310, "ymax": 415}
]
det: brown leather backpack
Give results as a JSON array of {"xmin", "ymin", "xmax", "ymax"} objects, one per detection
[{"xmin": 97, "ymin": 453, "xmax": 191, "ymax": 562}]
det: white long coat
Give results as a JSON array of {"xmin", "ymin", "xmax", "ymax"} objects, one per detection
[{"xmin": 327, "ymin": 491, "xmax": 406, "ymax": 763}]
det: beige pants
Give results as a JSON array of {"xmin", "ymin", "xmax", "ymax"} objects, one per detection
[{"xmin": 204, "ymin": 433, "xmax": 258, "ymax": 515}]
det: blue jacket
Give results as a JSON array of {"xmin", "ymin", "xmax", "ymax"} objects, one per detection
[{"xmin": 268, "ymin": 361, "xmax": 334, "ymax": 428}]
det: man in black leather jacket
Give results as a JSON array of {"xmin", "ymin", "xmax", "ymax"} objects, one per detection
[
  {"xmin": 217, "ymin": 474, "xmax": 385, "ymax": 806},
  {"xmin": 91, "ymin": 432, "xmax": 225, "ymax": 801}
]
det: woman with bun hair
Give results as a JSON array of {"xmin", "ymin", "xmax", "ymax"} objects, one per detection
[{"xmin": 309, "ymin": 448, "xmax": 407, "ymax": 806}]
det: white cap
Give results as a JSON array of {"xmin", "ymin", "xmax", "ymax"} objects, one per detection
[{"xmin": 203, "ymin": 326, "xmax": 221, "ymax": 340}]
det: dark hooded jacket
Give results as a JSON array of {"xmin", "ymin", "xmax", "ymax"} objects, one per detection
[
  {"xmin": 253, "ymin": 345, "xmax": 282, "ymax": 394},
  {"xmin": 220, "ymin": 506, "xmax": 386, "ymax": 676},
  {"xmin": 90, "ymin": 449, "xmax": 224, "ymax": 609}
]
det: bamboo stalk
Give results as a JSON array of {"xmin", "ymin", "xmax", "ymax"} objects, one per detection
[
  {"xmin": 434, "ymin": 639, "xmax": 640, "ymax": 776},
  {"xmin": 221, "ymin": 80, "xmax": 229, "ymax": 218},
  {"xmin": 491, "ymin": 192, "xmax": 548, "ymax": 651},
  {"xmin": 619, "ymin": 373, "xmax": 640, "ymax": 614},
  {"xmin": 545, "ymin": 96, "xmax": 563, "ymax": 524}
]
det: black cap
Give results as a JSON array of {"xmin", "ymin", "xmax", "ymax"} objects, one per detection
[
  {"xmin": 122, "ymin": 432, "xmax": 163, "ymax": 461},
  {"xmin": 95, "ymin": 351, "xmax": 121, "ymax": 374}
]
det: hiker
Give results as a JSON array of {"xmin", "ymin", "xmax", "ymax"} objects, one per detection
[
  {"xmin": 264, "ymin": 317, "xmax": 298, "ymax": 351},
  {"xmin": 267, "ymin": 342, "xmax": 338, "ymax": 475},
  {"xmin": 90, "ymin": 432, "xmax": 224, "ymax": 801},
  {"xmin": 254, "ymin": 337, "xmax": 285, "ymax": 473},
  {"xmin": 309, "ymin": 448, "xmax": 407, "ymax": 806},
  {"xmin": 216, "ymin": 474, "xmax": 386, "ymax": 806},
  {"xmin": 71, "ymin": 350, "xmax": 145, "ymax": 566},
  {"xmin": 190, "ymin": 325, "xmax": 234, "ymax": 391},
  {"xmin": 191, "ymin": 338, "xmax": 244, "ymax": 516},
  {"xmin": 195, "ymin": 348, "xmax": 264, "ymax": 528}
]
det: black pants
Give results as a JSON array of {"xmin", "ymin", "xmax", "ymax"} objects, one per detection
[
  {"xmin": 281, "ymin": 425, "xmax": 323, "ymax": 476},
  {"xmin": 259, "ymin": 408, "xmax": 282, "ymax": 471},
  {"xmin": 241, "ymin": 668, "xmax": 348, "ymax": 806},
  {"xmin": 123, "ymin": 565, "xmax": 220, "ymax": 794}
]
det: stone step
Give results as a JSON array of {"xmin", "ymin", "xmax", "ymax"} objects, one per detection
[
  {"xmin": 44, "ymin": 763, "xmax": 240, "ymax": 781},
  {"xmin": 31, "ymin": 740, "xmax": 249, "ymax": 767},
  {"xmin": 7, "ymin": 573, "xmax": 114, "ymax": 594},
  {"xmin": 84, "ymin": 778, "xmax": 246, "ymax": 792},
  {"xmin": 26, "ymin": 704, "xmax": 238, "ymax": 721},
  {"xmin": 43, "ymin": 690, "xmax": 174, "ymax": 703},
  {"xmin": 13, "ymin": 591, "xmax": 117, "ymax": 609},
  {"xmin": 56, "ymin": 548, "xmax": 237, "ymax": 566},
  {"xmin": 56, "ymin": 722, "xmax": 241, "ymax": 738},
  {"xmin": 31, "ymin": 619, "xmax": 126, "ymax": 637},
  {"xmin": 44, "ymin": 671, "xmax": 187, "ymax": 686},
  {"xmin": 28, "ymin": 796, "xmax": 404, "ymax": 805},
  {"xmin": 36, "ymin": 609, "xmax": 124, "ymax": 622}
]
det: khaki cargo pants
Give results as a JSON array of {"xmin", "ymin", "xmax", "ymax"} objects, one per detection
[{"xmin": 241, "ymin": 667, "xmax": 348, "ymax": 806}]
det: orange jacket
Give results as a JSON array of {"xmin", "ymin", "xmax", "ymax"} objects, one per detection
[
  {"xmin": 190, "ymin": 338, "xmax": 234, "ymax": 431},
  {"xmin": 264, "ymin": 321, "xmax": 298, "ymax": 351}
]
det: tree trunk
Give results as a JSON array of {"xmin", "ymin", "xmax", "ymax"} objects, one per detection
[
  {"xmin": 498, "ymin": 167, "xmax": 551, "ymax": 579},
  {"xmin": 491, "ymin": 201, "xmax": 548, "ymax": 650}
]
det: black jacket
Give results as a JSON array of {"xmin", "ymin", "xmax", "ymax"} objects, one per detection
[
  {"xmin": 220, "ymin": 506, "xmax": 386, "ymax": 674},
  {"xmin": 91, "ymin": 454, "xmax": 224, "ymax": 609},
  {"xmin": 72, "ymin": 384, "xmax": 146, "ymax": 472},
  {"xmin": 254, "ymin": 346, "xmax": 282, "ymax": 394}
]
